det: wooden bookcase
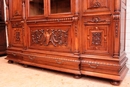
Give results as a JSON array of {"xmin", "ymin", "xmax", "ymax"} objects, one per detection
[{"xmin": 5, "ymin": 0, "xmax": 128, "ymax": 85}]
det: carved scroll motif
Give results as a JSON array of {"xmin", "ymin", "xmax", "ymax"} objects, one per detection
[
  {"xmin": 14, "ymin": 10, "xmax": 20, "ymax": 16},
  {"xmin": 91, "ymin": 0, "xmax": 101, "ymax": 8},
  {"xmin": 12, "ymin": 22, "xmax": 23, "ymax": 28},
  {"xmin": 87, "ymin": 17, "xmax": 106, "ymax": 23},
  {"xmin": 31, "ymin": 29, "xmax": 68, "ymax": 47},
  {"xmin": 92, "ymin": 32, "xmax": 102, "ymax": 45}
]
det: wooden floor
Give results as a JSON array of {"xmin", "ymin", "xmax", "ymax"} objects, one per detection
[{"xmin": 0, "ymin": 56, "xmax": 130, "ymax": 87}]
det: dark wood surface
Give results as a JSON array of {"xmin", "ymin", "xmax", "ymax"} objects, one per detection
[
  {"xmin": 5, "ymin": 0, "xmax": 128, "ymax": 85},
  {"xmin": 0, "ymin": 0, "xmax": 6, "ymax": 55}
]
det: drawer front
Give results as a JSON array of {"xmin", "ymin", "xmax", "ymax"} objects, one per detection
[
  {"xmin": 7, "ymin": 52, "xmax": 23, "ymax": 61},
  {"xmin": 81, "ymin": 58, "xmax": 120, "ymax": 75},
  {"xmin": 23, "ymin": 54, "xmax": 80, "ymax": 70}
]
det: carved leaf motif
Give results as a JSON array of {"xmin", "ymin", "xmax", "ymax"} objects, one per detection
[
  {"xmin": 31, "ymin": 29, "xmax": 68, "ymax": 47},
  {"xmin": 92, "ymin": 0, "xmax": 101, "ymax": 8}
]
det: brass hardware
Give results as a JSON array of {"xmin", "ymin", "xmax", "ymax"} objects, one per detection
[
  {"xmin": 88, "ymin": 63, "xmax": 98, "ymax": 69},
  {"xmin": 55, "ymin": 59, "xmax": 63, "ymax": 64}
]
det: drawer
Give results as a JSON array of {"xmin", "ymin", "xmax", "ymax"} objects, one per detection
[
  {"xmin": 23, "ymin": 54, "xmax": 80, "ymax": 70},
  {"xmin": 7, "ymin": 52, "xmax": 23, "ymax": 61},
  {"xmin": 81, "ymin": 58, "xmax": 120, "ymax": 75}
]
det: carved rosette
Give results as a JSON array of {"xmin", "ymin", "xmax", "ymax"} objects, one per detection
[
  {"xmin": 92, "ymin": 0, "xmax": 101, "ymax": 8},
  {"xmin": 31, "ymin": 29, "xmax": 68, "ymax": 47}
]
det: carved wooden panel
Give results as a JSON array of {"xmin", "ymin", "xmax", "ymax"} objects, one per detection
[
  {"xmin": 28, "ymin": 26, "xmax": 72, "ymax": 52},
  {"xmin": 11, "ymin": 22, "xmax": 24, "ymax": 47},
  {"xmin": 9, "ymin": 0, "xmax": 23, "ymax": 19},
  {"xmin": 83, "ymin": 25, "xmax": 109, "ymax": 53},
  {"xmin": 83, "ymin": 0, "xmax": 111, "ymax": 13}
]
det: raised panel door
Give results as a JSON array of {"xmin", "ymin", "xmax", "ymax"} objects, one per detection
[{"xmin": 10, "ymin": 21, "xmax": 24, "ymax": 47}]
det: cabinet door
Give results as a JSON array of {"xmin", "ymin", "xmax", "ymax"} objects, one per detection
[
  {"xmin": 83, "ymin": 25, "xmax": 109, "ymax": 54},
  {"xmin": 83, "ymin": 0, "xmax": 112, "ymax": 13},
  {"xmin": 9, "ymin": 0, "xmax": 23, "ymax": 19},
  {"xmin": 10, "ymin": 21, "xmax": 24, "ymax": 47}
]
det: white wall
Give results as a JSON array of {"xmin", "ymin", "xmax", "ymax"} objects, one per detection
[{"xmin": 126, "ymin": 0, "xmax": 130, "ymax": 74}]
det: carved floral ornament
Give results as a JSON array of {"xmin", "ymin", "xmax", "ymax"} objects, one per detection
[
  {"xmin": 87, "ymin": 17, "xmax": 106, "ymax": 23},
  {"xmin": 12, "ymin": 22, "xmax": 23, "ymax": 28},
  {"xmin": 92, "ymin": 0, "xmax": 101, "ymax": 8},
  {"xmin": 31, "ymin": 29, "xmax": 68, "ymax": 47}
]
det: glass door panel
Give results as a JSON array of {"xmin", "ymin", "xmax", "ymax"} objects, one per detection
[
  {"xmin": 50, "ymin": 0, "xmax": 71, "ymax": 14},
  {"xmin": 29, "ymin": 0, "xmax": 44, "ymax": 16}
]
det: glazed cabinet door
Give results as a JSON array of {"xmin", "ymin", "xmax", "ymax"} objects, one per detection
[{"xmin": 9, "ymin": 0, "xmax": 23, "ymax": 19}]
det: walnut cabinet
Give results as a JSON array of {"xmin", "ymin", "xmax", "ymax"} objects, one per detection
[
  {"xmin": 5, "ymin": 0, "xmax": 128, "ymax": 85},
  {"xmin": 0, "ymin": 0, "xmax": 6, "ymax": 55}
]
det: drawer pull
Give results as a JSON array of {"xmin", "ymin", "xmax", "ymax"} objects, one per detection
[
  {"xmin": 89, "ymin": 63, "xmax": 98, "ymax": 69},
  {"xmin": 12, "ymin": 53, "xmax": 16, "ymax": 56},
  {"xmin": 29, "ymin": 56, "xmax": 35, "ymax": 60},
  {"xmin": 55, "ymin": 59, "xmax": 63, "ymax": 64}
]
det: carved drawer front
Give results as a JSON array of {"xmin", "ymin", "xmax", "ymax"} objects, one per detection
[
  {"xmin": 28, "ymin": 26, "xmax": 72, "ymax": 52},
  {"xmin": 23, "ymin": 54, "xmax": 80, "ymax": 70},
  {"xmin": 10, "ymin": 21, "xmax": 24, "ymax": 47},
  {"xmin": 81, "ymin": 58, "xmax": 120, "ymax": 75},
  {"xmin": 83, "ymin": 0, "xmax": 111, "ymax": 13},
  {"xmin": 7, "ymin": 52, "xmax": 23, "ymax": 62},
  {"xmin": 9, "ymin": 0, "xmax": 23, "ymax": 19}
]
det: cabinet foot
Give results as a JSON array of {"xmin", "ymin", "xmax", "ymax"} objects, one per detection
[
  {"xmin": 8, "ymin": 60, "xmax": 14, "ymax": 64},
  {"xmin": 23, "ymin": 64, "xmax": 28, "ymax": 68},
  {"xmin": 110, "ymin": 80, "xmax": 121, "ymax": 86},
  {"xmin": 74, "ymin": 75, "xmax": 82, "ymax": 79}
]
